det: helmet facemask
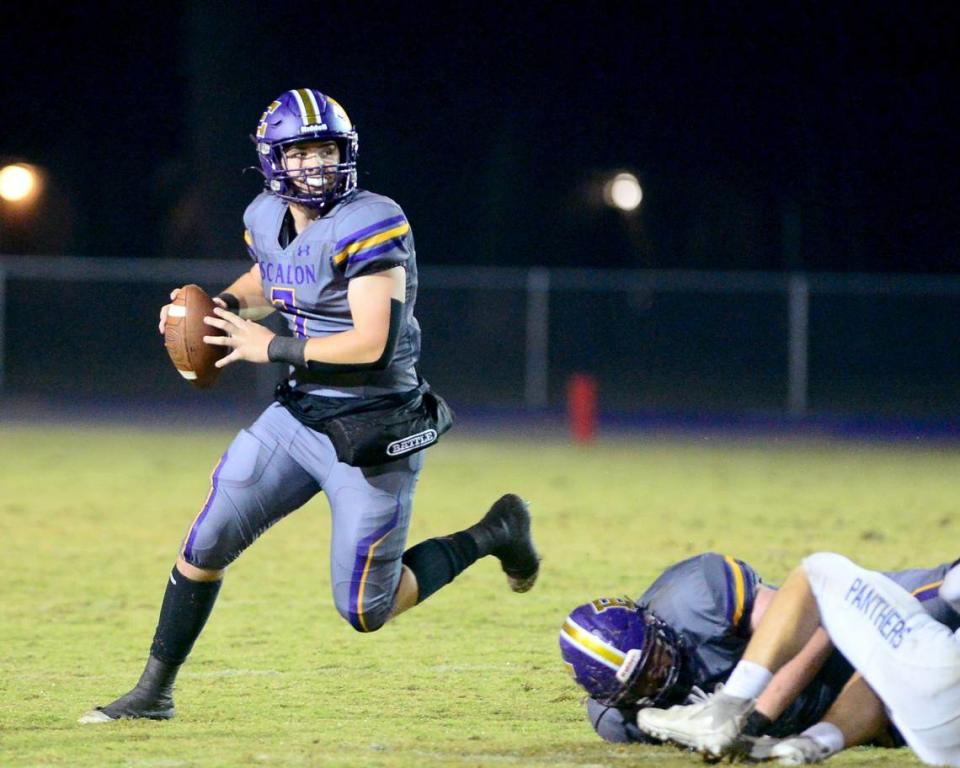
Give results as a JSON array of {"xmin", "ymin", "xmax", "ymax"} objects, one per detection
[
  {"xmin": 261, "ymin": 135, "xmax": 357, "ymax": 208},
  {"xmin": 610, "ymin": 612, "xmax": 682, "ymax": 707}
]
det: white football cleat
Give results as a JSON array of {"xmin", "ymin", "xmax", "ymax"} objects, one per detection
[
  {"xmin": 635, "ymin": 690, "xmax": 755, "ymax": 757},
  {"xmin": 770, "ymin": 735, "xmax": 833, "ymax": 765},
  {"xmin": 78, "ymin": 709, "xmax": 116, "ymax": 724},
  {"xmin": 743, "ymin": 733, "xmax": 833, "ymax": 764}
]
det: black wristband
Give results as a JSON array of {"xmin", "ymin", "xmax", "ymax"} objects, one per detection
[
  {"xmin": 267, "ymin": 336, "xmax": 308, "ymax": 366},
  {"xmin": 742, "ymin": 710, "xmax": 773, "ymax": 737},
  {"xmin": 216, "ymin": 292, "xmax": 240, "ymax": 312}
]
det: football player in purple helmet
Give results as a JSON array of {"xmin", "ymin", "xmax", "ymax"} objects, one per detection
[
  {"xmin": 560, "ymin": 597, "xmax": 682, "ymax": 708},
  {"xmin": 79, "ymin": 88, "xmax": 541, "ymax": 724}
]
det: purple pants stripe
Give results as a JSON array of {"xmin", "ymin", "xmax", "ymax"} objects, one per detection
[
  {"xmin": 913, "ymin": 581, "xmax": 943, "ymax": 602},
  {"xmin": 348, "ymin": 498, "xmax": 401, "ymax": 631},
  {"xmin": 183, "ymin": 450, "xmax": 229, "ymax": 561}
]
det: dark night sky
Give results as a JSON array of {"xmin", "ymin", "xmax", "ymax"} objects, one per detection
[{"xmin": 2, "ymin": 1, "xmax": 959, "ymax": 273}]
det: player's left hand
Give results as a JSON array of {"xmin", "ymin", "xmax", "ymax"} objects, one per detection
[{"xmin": 203, "ymin": 307, "xmax": 274, "ymax": 367}]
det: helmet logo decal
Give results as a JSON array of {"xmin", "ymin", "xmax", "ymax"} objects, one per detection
[
  {"xmin": 590, "ymin": 596, "xmax": 637, "ymax": 613},
  {"xmin": 256, "ymin": 101, "xmax": 282, "ymax": 138}
]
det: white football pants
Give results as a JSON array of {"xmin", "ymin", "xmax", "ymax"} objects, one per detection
[{"xmin": 803, "ymin": 552, "xmax": 960, "ymax": 767}]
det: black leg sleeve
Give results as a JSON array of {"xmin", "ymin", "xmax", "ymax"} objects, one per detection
[
  {"xmin": 401, "ymin": 532, "xmax": 479, "ymax": 604},
  {"xmin": 149, "ymin": 565, "xmax": 222, "ymax": 665}
]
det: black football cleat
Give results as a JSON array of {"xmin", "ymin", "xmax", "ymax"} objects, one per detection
[
  {"xmin": 78, "ymin": 657, "xmax": 178, "ymax": 723},
  {"xmin": 480, "ymin": 494, "xmax": 541, "ymax": 592}
]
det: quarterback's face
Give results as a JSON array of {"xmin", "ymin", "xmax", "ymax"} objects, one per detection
[{"xmin": 283, "ymin": 140, "xmax": 341, "ymax": 193}]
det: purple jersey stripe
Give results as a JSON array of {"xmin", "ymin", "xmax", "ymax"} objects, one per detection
[
  {"xmin": 348, "ymin": 238, "xmax": 404, "ymax": 265},
  {"xmin": 184, "ymin": 450, "xmax": 229, "ymax": 561},
  {"xmin": 348, "ymin": 499, "xmax": 401, "ymax": 631},
  {"xmin": 335, "ymin": 214, "xmax": 406, "ymax": 251}
]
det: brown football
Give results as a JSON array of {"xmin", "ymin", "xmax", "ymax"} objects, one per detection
[{"xmin": 163, "ymin": 284, "xmax": 227, "ymax": 389}]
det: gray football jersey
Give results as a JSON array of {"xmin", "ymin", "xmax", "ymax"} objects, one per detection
[
  {"xmin": 640, "ymin": 552, "xmax": 762, "ymax": 696},
  {"xmin": 243, "ymin": 189, "xmax": 421, "ymax": 396}
]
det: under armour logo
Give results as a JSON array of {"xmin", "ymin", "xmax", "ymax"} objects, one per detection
[{"xmin": 296, "ymin": 244, "xmax": 311, "ymax": 259}]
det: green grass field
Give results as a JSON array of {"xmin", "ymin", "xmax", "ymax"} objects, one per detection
[{"xmin": 1, "ymin": 421, "xmax": 957, "ymax": 767}]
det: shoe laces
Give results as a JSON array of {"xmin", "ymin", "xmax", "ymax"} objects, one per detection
[
  {"xmin": 684, "ymin": 682, "xmax": 727, "ymax": 705},
  {"xmin": 684, "ymin": 685, "xmax": 712, "ymax": 705}
]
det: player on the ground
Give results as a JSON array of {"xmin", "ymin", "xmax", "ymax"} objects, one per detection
[
  {"xmin": 635, "ymin": 556, "xmax": 960, "ymax": 765},
  {"xmin": 560, "ymin": 552, "xmax": 959, "ymax": 746},
  {"xmin": 79, "ymin": 88, "xmax": 539, "ymax": 723}
]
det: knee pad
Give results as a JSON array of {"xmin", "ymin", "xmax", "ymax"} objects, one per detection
[
  {"xmin": 334, "ymin": 579, "xmax": 396, "ymax": 633},
  {"xmin": 336, "ymin": 590, "xmax": 393, "ymax": 633},
  {"xmin": 182, "ymin": 490, "xmax": 250, "ymax": 571},
  {"xmin": 182, "ymin": 542, "xmax": 234, "ymax": 572}
]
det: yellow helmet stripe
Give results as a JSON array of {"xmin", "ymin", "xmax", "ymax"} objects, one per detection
[
  {"xmin": 560, "ymin": 618, "xmax": 625, "ymax": 670},
  {"xmin": 288, "ymin": 90, "xmax": 307, "ymax": 124},
  {"xmin": 294, "ymin": 88, "xmax": 321, "ymax": 125}
]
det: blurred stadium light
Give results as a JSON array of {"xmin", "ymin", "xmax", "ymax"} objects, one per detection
[
  {"xmin": 0, "ymin": 163, "xmax": 43, "ymax": 206},
  {"xmin": 0, "ymin": 162, "xmax": 50, "ymax": 256},
  {"xmin": 603, "ymin": 172, "xmax": 643, "ymax": 212}
]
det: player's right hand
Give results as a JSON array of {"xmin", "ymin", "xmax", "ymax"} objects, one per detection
[{"xmin": 158, "ymin": 287, "xmax": 182, "ymax": 335}]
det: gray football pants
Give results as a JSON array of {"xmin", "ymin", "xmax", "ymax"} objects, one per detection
[{"xmin": 181, "ymin": 402, "xmax": 424, "ymax": 632}]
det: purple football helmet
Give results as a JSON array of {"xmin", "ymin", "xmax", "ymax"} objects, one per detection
[
  {"xmin": 254, "ymin": 88, "xmax": 358, "ymax": 207},
  {"xmin": 559, "ymin": 597, "xmax": 683, "ymax": 707}
]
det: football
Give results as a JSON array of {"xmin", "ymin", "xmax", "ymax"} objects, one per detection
[{"xmin": 163, "ymin": 284, "xmax": 227, "ymax": 389}]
